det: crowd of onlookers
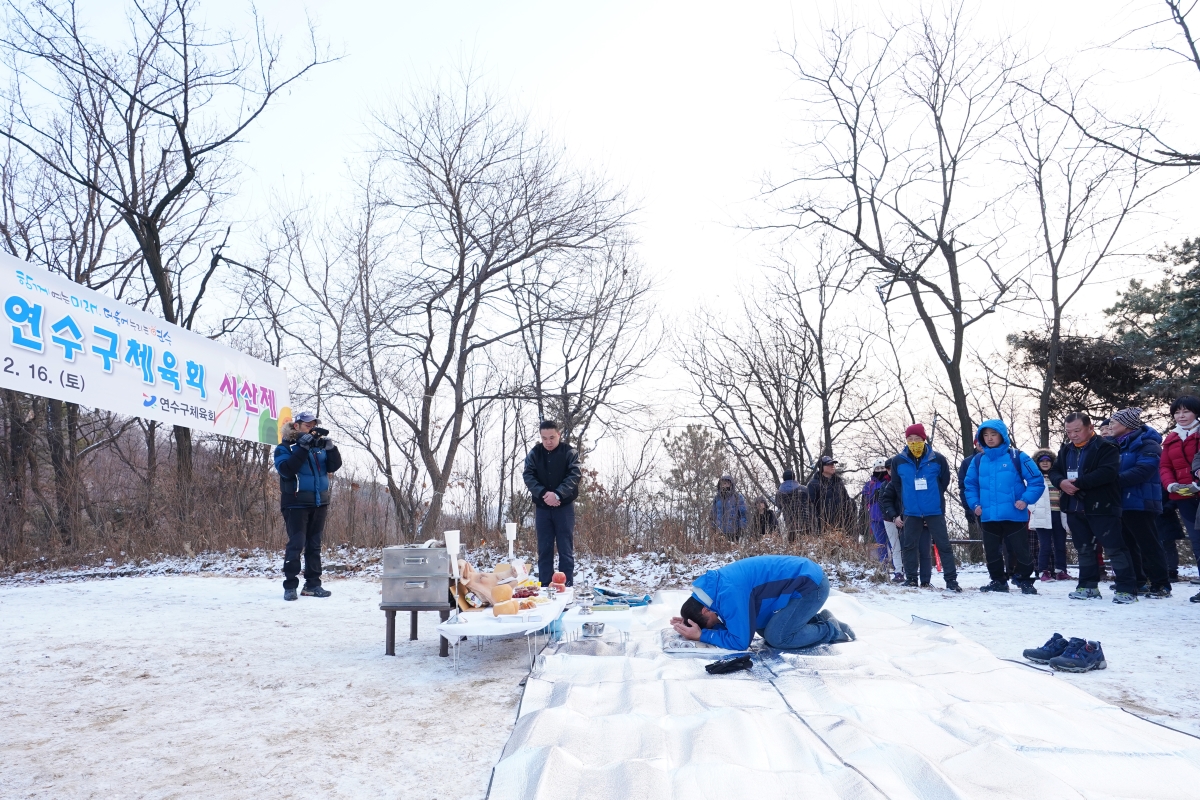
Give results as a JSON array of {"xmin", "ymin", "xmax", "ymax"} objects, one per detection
[{"xmin": 710, "ymin": 400, "xmax": 1200, "ymax": 604}]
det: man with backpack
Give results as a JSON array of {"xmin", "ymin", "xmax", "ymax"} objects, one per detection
[{"xmin": 963, "ymin": 419, "xmax": 1045, "ymax": 595}]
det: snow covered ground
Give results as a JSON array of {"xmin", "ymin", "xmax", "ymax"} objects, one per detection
[
  {"xmin": 853, "ymin": 563, "xmax": 1200, "ymax": 739},
  {"xmin": 3, "ymin": 558, "xmax": 1198, "ymax": 798},
  {"xmin": 0, "ymin": 576, "xmax": 531, "ymax": 799}
]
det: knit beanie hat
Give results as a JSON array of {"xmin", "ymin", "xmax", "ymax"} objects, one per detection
[
  {"xmin": 1112, "ymin": 407, "xmax": 1143, "ymax": 430},
  {"xmin": 905, "ymin": 423, "xmax": 927, "ymax": 441}
]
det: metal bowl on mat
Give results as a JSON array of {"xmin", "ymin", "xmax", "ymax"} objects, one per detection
[{"xmin": 581, "ymin": 621, "xmax": 605, "ymax": 638}]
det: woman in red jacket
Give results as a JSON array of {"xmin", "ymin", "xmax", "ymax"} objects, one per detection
[{"xmin": 1159, "ymin": 395, "xmax": 1200, "ymax": 583}]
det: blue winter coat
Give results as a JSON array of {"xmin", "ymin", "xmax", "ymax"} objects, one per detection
[
  {"xmin": 1115, "ymin": 425, "xmax": 1164, "ymax": 514},
  {"xmin": 711, "ymin": 474, "xmax": 748, "ymax": 537},
  {"xmin": 887, "ymin": 448, "xmax": 951, "ymax": 517},
  {"xmin": 274, "ymin": 431, "xmax": 342, "ymax": 509},
  {"xmin": 963, "ymin": 419, "xmax": 1044, "ymax": 523},
  {"xmin": 690, "ymin": 555, "xmax": 827, "ymax": 651}
]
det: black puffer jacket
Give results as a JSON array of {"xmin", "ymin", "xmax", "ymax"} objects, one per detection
[
  {"xmin": 523, "ymin": 441, "xmax": 582, "ymax": 509},
  {"xmin": 1049, "ymin": 435, "xmax": 1121, "ymax": 516},
  {"xmin": 879, "ymin": 477, "xmax": 902, "ymax": 521}
]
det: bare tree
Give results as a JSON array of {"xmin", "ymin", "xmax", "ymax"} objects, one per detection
[
  {"xmin": 681, "ymin": 306, "xmax": 815, "ymax": 496},
  {"xmin": 1006, "ymin": 84, "xmax": 1173, "ymax": 446},
  {"xmin": 512, "ymin": 240, "xmax": 657, "ymax": 452},
  {"xmin": 0, "ymin": 120, "xmax": 136, "ymax": 542},
  {"xmin": 0, "ymin": 0, "xmax": 330, "ymax": 490},
  {"xmin": 680, "ymin": 241, "xmax": 888, "ymax": 495},
  {"xmin": 769, "ymin": 242, "xmax": 890, "ymax": 463},
  {"xmin": 279, "ymin": 77, "xmax": 629, "ymax": 538},
  {"xmin": 1024, "ymin": 0, "xmax": 1200, "ymax": 168},
  {"xmin": 773, "ymin": 4, "xmax": 1026, "ymax": 454}
]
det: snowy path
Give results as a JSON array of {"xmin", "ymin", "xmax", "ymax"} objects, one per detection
[
  {"xmin": 4, "ymin": 568, "xmax": 1199, "ymax": 799},
  {"xmin": 0, "ymin": 576, "xmax": 530, "ymax": 799},
  {"xmin": 853, "ymin": 564, "xmax": 1200, "ymax": 738}
]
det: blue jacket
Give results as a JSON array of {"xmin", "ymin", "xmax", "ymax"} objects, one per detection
[
  {"xmin": 711, "ymin": 474, "xmax": 748, "ymax": 536},
  {"xmin": 963, "ymin": 419, "xmax": 1044, "ymax": 523},
  {"xmin": 1114, "ymin": 425, "xmax": 1164, "ymax": 514},
  {"xmin": 274, "ymin": 429, "xmax": 342, "ymax": 509},
  {"xmin": 690, "ymin": 555, "xmax": 826, "ymax": 651},
  {"xmin": 887, "ymin": 448, "xmax": 951, "ymax": 517}
]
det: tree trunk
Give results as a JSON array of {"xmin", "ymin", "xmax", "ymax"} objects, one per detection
[
  {"xmin": 1040, "ymin": 316, "xmax": 1063, "ymax": 448},
  {"xmin": 47, "ymin": 399, "xmax": 74, "ymax": 546},
  {"xmin": 144, "ymin": 421, "xmax": 158, "ymax": 528},
  {"xmin": 421, "ymin": 483, "xmax": 447, "ymax": 540},
  {"xmin": 174, "ymin": 424, "xmax": 193, "ymax": 516}
]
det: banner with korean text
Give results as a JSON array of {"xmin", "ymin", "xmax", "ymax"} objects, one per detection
[{"xmin": 0, "ymin": 252, "xmax": 291, "ymax": 445}]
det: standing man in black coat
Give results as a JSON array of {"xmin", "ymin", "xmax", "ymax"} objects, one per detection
[
  {"xmin": 523, "ymin": 420, "xmax": 583, "ymax": 586},
  {"xmin": 1049, "ymin": 411, "xmax": 1137, "ymax": 603}
]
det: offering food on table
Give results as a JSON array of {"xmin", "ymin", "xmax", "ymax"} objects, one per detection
[
  {"xmin": 551, "ymin": 571, "xmax": 567, "ymax": 592},
  {"xmin": 492, "ymin": 584, "xmax": 514, "ymax": 604},
  {"xmin": 517, "ymin": 599, "xmax": 538, "ymax": 611},
  {"xmin": 494, "ymin": 563, "xmax": 513, "ymax": 580},
  {"xmin": 513, "ymin": 586, "xmax": 540, "ymax": 599},
  {"xmin": 492, "ymin": 599, "xmax": 519, "ymax": 616}
]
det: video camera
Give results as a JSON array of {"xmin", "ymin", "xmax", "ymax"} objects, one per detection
[{"xmin": 308, "ymin": 427, "xmax": 331, "ymax": 450}]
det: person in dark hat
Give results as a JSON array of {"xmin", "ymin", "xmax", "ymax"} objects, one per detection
[
  {"xmin": 274, "ymin": 411, "xmax": 342, "ymax": 601},
  {"xmin": 1107, "ymin": 407, "xmax": 1171, "ymax": 598},
  {"xmin": 885, "ymin": 423, "xmax": 960, "ymax": 592},
  {"xmin": 806, "ymin": 456, "xmax": 852, "ymax": 535}
]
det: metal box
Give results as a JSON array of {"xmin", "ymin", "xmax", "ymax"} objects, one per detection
[
  {"xmin": 381, "ymin": 546, "xmax": 450, "ymax": 607},
  {"xmin": 383, "ymin": 547, "xmax": 450, "ymax": 577},
  {"xmin": 381, "ymin": 575, "xmax": 447, "ymax": 606}
]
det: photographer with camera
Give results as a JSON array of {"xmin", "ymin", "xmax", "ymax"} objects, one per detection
[{"xmin": 274, "ymin": 411, "xmax": 342, "ymax": 601}]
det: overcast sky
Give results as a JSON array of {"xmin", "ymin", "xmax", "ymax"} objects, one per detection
[
  {"xmin": 72, "ymin": 0, "xmax": 1200, "ymax": 461},
  {"xmin": 202, "ymin": 0, "xmax": 1200, "ymax": 316}
]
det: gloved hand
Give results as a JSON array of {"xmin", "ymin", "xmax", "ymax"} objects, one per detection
[
  {"xmin": 1169, "ymin": 483, "xmax": 1181, "ymax": 493},
  {"xmin": 298, "ymin": 433, "xmax": 316, "ymax": 449},
  {"xmin": 705, "ymin": 655, "xmax": 752, "ymax": 675},
  {"xmin": 324, "ymin": 438, "xmax": 336, "ymax": 451}
]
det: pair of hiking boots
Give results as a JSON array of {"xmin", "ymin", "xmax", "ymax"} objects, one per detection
[
  {"xmin": 1023, "ymin": 633, "xmax": 1106, "ymax": 673},
  {"xmin": 284, "ymin": 585, "xmax": 332, "ymax": 601},
  {"xmin": 1076, "ymin": 582, "xmax": 1168, "ymax": 603},
  {"xmin": 901, "ymin": 578, "xmax": 962, "ymax": 592},
  {"xmin": 979, "ymin": 579, "xmax": 1037, "ymax": 595}
]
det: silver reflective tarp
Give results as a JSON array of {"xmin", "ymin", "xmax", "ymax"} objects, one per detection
[{"xmin": 488, "ymin": 590, "xmax": 1200, "ymax": 799}]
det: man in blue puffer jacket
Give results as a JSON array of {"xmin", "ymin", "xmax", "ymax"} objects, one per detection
[
  {"xmin": 274, "ymin": 411, "xmax": 343, "ymax": 601},
  {"xmin": 963, "ymin": 419, "xmax": 1044, "ymax": 594},
  {"xmin": 1108, "ymin": 407, "xmax": 1171, "ymax": 598},
  {"xmin": 886, "ymin": 423, "xmax": 960, "ymax": 592},
  {"xmin": 671, "ymin": 555, "xmax": 854, "ymax": 650}
]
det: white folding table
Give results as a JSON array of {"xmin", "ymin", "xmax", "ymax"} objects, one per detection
[{"xmin": 435, "ymin": 589, "xmax": 573, "ymax": 669}]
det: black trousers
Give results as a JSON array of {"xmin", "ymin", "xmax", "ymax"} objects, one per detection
[
  {"xmin": 982, "ymin": 520, "xmax": 1032, "ymax": 583},
  {"xmin": 1121, "ymin": 510, "xmax": 1170, "ymax": 590},
  {"xmin": 536, "ymin": 503, "xmax": 575, "ymax": 586},
  {"xmin": 1067, "ymin": 513, "xmax": 1136, "ymax": 593},
  {"xmin": 900, "ymin": 515, "xmax": 957, "ymax": 583},
  {"xmin": 282, "ymin": 505, "xmax": 329, "ymax": 590}
]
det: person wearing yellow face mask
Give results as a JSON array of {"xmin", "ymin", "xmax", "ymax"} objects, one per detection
[{"xmin": 885, "ymin": 423, "xmax": 961, "ymax": 592}]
